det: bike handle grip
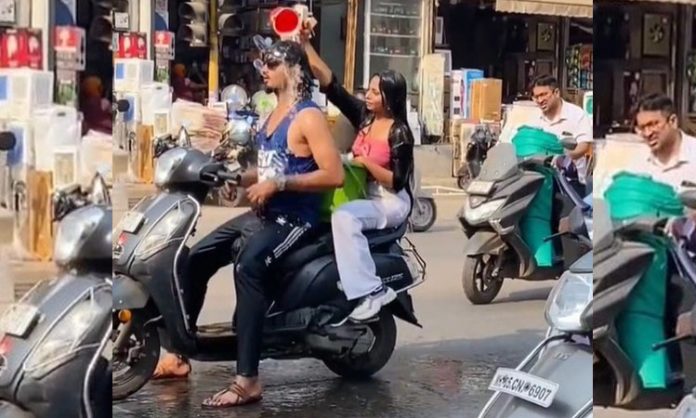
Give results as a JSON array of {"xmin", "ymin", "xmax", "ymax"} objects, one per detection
[{"xmin": 217, "ymin": 171, "xmax": 241, "ymax": 184}]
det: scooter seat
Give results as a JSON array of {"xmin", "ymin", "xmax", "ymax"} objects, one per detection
[
  {"xmin": 277, "ymin": 222, "xmax": 408, "ymax": 274},
  {"xmin": 364, "ymin": 222, "xmax": 408, "ymax": 247}
]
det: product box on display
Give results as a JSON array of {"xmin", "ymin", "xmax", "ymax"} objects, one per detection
[
  {"xmin": 461, "ymin": 69, "xmax": 484, "ymax": 119},
  {"xmin": 81, "ymin": 130, "xmax": 113, "ymax": 186},
  {"xmin": 0, "ymin": 28, "xmax": 43, "ymax": 70},
  {"xmin": 470, "ymin": 78, "xmax": 503, "ymax": 121},
  {"xmin": 32, "ymin": 105, "xmax": 80, "ymax": 171},
  {"xmin": 0, "ymin": 69, "xmax": 54, "ymax": 120},
  {"xmin": 140, "ymin": 82, "xmax": 172, "ymax": 126},
  {"xmin": 114, "ymin": 58, "xmax": 154, "ymax": 93}
]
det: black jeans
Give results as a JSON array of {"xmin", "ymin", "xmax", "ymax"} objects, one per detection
[
  {"xmin": 234, "ymin": 215, "xmax": 316, "ymax": 377},
  {"xmin": 184, "ymin": 211, "xmax": 262, "ymax": 328}
]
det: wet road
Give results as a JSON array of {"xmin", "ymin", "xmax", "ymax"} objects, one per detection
[{"xmin": 112, "ymin": 198, "xmax": 557, "ymax": 417}]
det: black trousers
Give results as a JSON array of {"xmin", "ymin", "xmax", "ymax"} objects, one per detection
[
  {"xmin": 183, "ymin": 211, "xmax": 262, "ymax": 328},
  {"xmin": 183, "ymin": 211, "xmax": 315, "ymax": 377}
]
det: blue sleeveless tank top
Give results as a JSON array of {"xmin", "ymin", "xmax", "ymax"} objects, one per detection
[{"xmin": 256, "ymin": 100, "xmax": 322, "ymax": 225}]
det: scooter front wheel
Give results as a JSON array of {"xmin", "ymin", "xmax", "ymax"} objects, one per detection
[
  {"xmin": 462, "ymin": 255, "xmax": 503, "ymax": 305},
  {"xmin": 112, "ymin": 310, "xmax": 161, "ymax": 400},
  {"xmin": 410, "ymin": 197, "xmax": 437, "ymax": 232},
  {"xmin": 322, "ymin": 311, "xmax": 397, "ymax": 379}
]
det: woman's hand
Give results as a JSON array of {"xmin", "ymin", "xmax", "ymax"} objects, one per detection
[
  {"xmin": 299, "ymin": 18, "xmax": 317, "ymax": 45},
  {"xmin": 351, "ymin": 155, "xmax": 367, "ymax": 167}
]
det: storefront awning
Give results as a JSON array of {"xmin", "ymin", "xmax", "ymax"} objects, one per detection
[{"xmin": 495, "ymin": 0, "xmax": 592, "ymax": 18}]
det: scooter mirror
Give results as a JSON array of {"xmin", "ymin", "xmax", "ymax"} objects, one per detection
[
  {"xmin": 679, "ymin": 189, "xmax": 696, "ymax": 210},
  {"xmin": 116, "ymin": 99, "xmax": 130, "ymax": 113},
  {"xmin": 0, "ymin": 131, "xmax": 16, "ymax": 151},
  {"xmin": 89, "ymin": 173, "xmax": 111, "ymax": 206},
  {"xmin": 176, "ymin": 126, "xmax": 192, "ymax": 148}
]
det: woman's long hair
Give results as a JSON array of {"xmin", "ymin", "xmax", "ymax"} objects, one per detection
[{"xmin": 363, "ymin": 70, "xmax": 410, "ymax": 129}]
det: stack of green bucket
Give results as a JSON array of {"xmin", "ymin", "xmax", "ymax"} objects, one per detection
[
  {"xmin": 319, "ymin": 162, "xmax": 368, "ymax": 223},
  {"xmin": 604, "ymin": 172, "xmax": 685, "ymax": 389},
  {"xmin": 511, "ymin": 126, "xmax": 564, "ymax": 267}
]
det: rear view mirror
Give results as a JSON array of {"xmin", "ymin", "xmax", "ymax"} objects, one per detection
[
  {"xmin": 0, "ymin": 131, "xmax": 16, "ymax": 151},
  {"xmin": 679, "ymin": 189, "xmax": 696, "ymax": 210}
]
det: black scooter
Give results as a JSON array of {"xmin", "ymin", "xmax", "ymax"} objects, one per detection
[
  {"xmin": 457, "ymin": 124, "xmax": 497, "ymax": 190},
  {"xmin": 593, "ymin": 191, "xmax": 696, "ymax": 410},
  {"xmin": 458, "ymin": 142, "xmax": 590, "ymax": 305},
  {"xmin": 0, "ymin": 135, "xmax": 112, "ymax": 418},
  {"xmin": 112, "ymin": 146, "xmax": 426, "ymax": 400}
]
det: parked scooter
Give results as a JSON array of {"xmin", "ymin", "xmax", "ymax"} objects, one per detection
[
  {"xmin": 112, "ymin": 145, "xmax": 427, "ymax": 400},
  {"xmin": 410, "ymin": 168, "xmax": 437, "ymax": 233},
  {"xmin": 674, "ymin": 306, "xmax": 696, "ymax": 418},
  {"xmin": 458, "ymin": 141, "xmax": 590, "ymax": 304},
  {"xmin": 0, "ymin": 137, "xmax": 112, "ymax": 418},
  {"xmin": 457, "ymin": 124, "xmax": 497, "ymax": 190},
  {"xmin": 593, "ymin": 191, "xmax": 696, "ymax": 410},
  {"xmin": 477, "ymin": 199, "xmax": 593, "ymax": 418}
]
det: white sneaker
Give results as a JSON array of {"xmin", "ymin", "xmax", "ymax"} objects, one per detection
[{"xmin": 348, "ymin": 286, "xmax": 397, "ymax": 322}]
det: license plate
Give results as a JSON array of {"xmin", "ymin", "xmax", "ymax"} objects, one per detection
[
  {"xmin": 119, "ymin": 211, "xmax": 144, "ymax": 234},
  {"xmin": 488, "ymin": 368, "xmax": 559, "ymax": 408},
  {"xmin": 467, "ymin": 180, "xmax": 494, "ymax": 196},
  {"xmin": 0, "ymin": 304, "xmax": 40, "ymax": 338}
]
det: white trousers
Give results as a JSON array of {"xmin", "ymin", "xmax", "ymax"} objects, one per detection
[{"xmin": 331, "ymin": 183, "xmax": 411, "ymax": 300}]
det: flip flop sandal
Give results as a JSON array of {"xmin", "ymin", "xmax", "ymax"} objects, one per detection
[{"xmin": 201, "ymin": 382, "xmax": 263, "ymax": 408}]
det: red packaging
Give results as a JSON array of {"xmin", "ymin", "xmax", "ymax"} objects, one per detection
[
  {"xmin": 0, "ymin": 28, "xmax": 43, "ymax": 69},
  {"xmin": 116, "ymin": 32, "xmax": 148, "ymax": 59}
]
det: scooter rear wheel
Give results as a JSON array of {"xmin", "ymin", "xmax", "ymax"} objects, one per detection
[
  {"xmin": 411, "ymin": 197, "xmax": 437, "ymax": 233},
  {"xmin": 462, "ymin": 255, "xmax": 503, "ymax": 305},
  {"xmin": 322, "ymin": 311, "xmax": 397, "ymax": 379},
  {"xmin": 112, "ymin": 311, "xmax": 161, "ymax": 400}
]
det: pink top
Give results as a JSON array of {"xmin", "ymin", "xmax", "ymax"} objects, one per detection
[{"xmin": 352, "ymin": 131, "xmax": 391, "ymax": 168}]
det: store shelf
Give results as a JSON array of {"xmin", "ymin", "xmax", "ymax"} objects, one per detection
[
  {"xmin": 371, "ymin": 13, "xmax": 421, "ymax": 19},
  {"xmin": 371, "ymin": 52, "xmax": 419, "ymax": 58},
  {"xmin": 370, "ymin": 33, "xmax": 420, "ymax": 39}
]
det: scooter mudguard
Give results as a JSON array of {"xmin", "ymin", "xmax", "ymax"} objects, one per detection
[
  {"xmin": 464, "ymin": 230, "xmax": 506, "ymax": 256},
  {"xmin": 113, "ymin": 275, "xmax": 150, "ymax": 309},
  {"xmin": 481, "ymin": 342, "xmax": 592, "ymax": 418},
  {"xmin": 0, "ymin": 402, "xmax": 35, "ymax": 418}
]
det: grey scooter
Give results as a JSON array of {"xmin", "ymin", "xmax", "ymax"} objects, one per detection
[{"xmin": 478, "ymin": 200, "xmax": 593, "ymax": 418}]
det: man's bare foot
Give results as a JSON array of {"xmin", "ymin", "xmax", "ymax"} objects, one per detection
[
  {"xmin": 201, "ymin": 376, "xmax": 263, "ymax": 408},
  {"xmin": 152, "ymin": 353, "xmax": 191, "ymax": 380}
]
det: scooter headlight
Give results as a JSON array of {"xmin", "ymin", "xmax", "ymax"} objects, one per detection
[
  {"xmin": 544, "ymin": 271, "xmax": 592, "ymax": 333},
  {"xmin": 134, "ymin": 206, "xmax": 190, "ymax": 259},
  {"xmin": 24, "ymin": 287, "xmax": 108, "ymax": 378},
  {"xmin": 154, "ymin": 148, "xmax": 187, "ymax": 187},
  {"xmin": 54, "ymin": 206, "xmax": 104, "ymax": 267},
  {"xmin": 463, "ymin": 198, "xmax": 505, "ymax": 225}
]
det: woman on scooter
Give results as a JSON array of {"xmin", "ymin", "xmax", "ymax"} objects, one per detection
[{"xmin": 301, "ymin": 24, "xmax": 415, "ymax": 322}]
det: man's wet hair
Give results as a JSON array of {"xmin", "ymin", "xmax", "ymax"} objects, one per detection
[
  {"xmin": 632, "ymin": 93, "xmax": 676, "ymax": 120},
  {"xmin": 530, "ymin": 75, "xmax": 559, "ymax": 91}
]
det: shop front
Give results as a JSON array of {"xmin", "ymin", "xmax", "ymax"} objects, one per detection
[{"xmin": 594, "ymin": 0, "xmax": 696, "ymax": 136}]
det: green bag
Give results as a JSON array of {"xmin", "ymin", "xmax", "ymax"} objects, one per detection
[
  {"xmin": 319, "ymin": 163, "xmax": 368, "ymax": 222},
  {"xmin": 605, "ymin": 172, "xmax": 684, "ymax": 389},
  {"xmin": 512, "ymin": 126, "xmax": 564, "ymax": 267}
]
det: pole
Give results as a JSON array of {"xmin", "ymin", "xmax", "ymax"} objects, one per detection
[
  {"xmin": 343, "ymin": 0, "xmax": 357, "ymax": 92},
  {"xmin": 208, "ymin": 0, "xmax": 219, "ymax": 104}
]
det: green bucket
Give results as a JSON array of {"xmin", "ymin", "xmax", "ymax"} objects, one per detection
[
  {"xmin": 319, "ymin": 163, "xmax": 368, "ymax": 222},
  {"xmin": 511, "ymin": 125, "xmax": 564, "ymax": 158},
  {"xmin": 512, "ymin": 126, "xmax": 564, "ymax": 267},
  {"xmin": 605, "ymin": 173, "xmax": 684, "ymax": 389}
]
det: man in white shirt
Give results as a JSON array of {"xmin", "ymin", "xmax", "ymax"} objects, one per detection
[
  {"xmin": 629, "ymin": 93, "xmax": 696, "ymax": 192},
  {"xmin": 528, "ymin": 75, "xmax": 593, "ymax": 187}
]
